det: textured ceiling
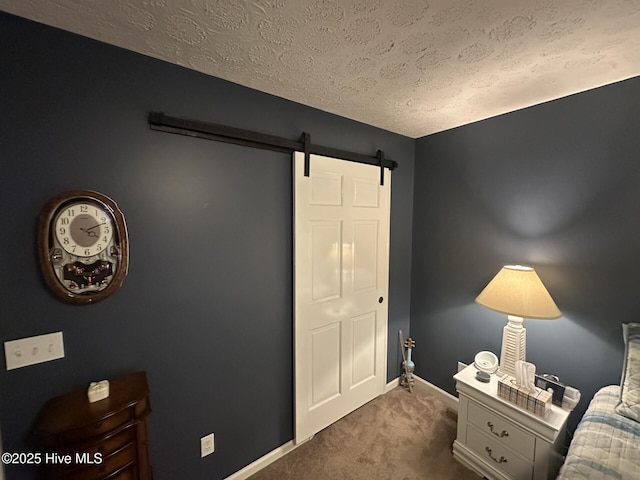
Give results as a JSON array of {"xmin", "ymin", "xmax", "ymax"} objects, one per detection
[{"xmin": 2, "ymin": 0, "xmax": 640, "ymax": 138}]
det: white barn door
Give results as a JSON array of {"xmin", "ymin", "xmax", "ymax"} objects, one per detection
[{"xmin": 293, "ymin": 152, "xmax": 390, "ymax": 443}]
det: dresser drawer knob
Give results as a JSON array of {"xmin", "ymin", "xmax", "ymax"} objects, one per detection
[
  {"xmin": 485, "ymin": 447, "xmax": 508, "ymax": 464},
  {"xmin": 487, "ymin": 421, "xmax": 509, "ymax": 438}
]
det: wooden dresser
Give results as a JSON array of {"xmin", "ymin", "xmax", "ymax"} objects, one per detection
[{"xmin": 34, "ymin": 371, "xmax": 152, "ymax": 480}]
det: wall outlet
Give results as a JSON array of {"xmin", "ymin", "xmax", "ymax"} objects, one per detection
[
  {"xmin": 4, "ymin": 332, "xmax": 64, "ymax": 370},
  {"xmin": 201, "ymin": 433, "xmax": 215, "ymax": 458}
]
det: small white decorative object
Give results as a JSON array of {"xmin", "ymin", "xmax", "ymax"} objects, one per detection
[
  {"xmin": 87, "ymin": 380, "xmax": 110, "ymax": 403},
  {"xmin": 474, "ymin": 351, "xmax": 499, "ymax": 373}
]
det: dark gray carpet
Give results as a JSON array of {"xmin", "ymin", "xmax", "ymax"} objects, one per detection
[{"xmin": 249, "ymin": 382, "xmax": 480, "ymax": 480}]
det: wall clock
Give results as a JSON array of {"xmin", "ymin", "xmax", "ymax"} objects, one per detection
[{"xmin": 38, "ymin": 190, "xmax": 129, "ymax": 304}]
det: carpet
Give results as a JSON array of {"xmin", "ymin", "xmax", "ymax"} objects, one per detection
[{"xmin": 248, "ymin": 382, "xmax": 480, "ymax": 480}]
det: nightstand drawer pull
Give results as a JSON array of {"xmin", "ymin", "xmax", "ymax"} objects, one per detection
[
  {"xmin": 485, "ymin": 447, "xmax": 508, "ymax": 464},
  {"xmin": 487, "ymin": 421, "xmax": 509, "ymax": 438}
]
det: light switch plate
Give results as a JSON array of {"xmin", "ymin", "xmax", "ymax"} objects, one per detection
[{"xmin": 4, "ymin": 332, "xmax": 65, "ymax": 370}]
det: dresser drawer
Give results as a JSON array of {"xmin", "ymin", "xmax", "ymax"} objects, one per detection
[
  {"xmin": 67, "ymin": 443, "xmax": 137, "ymax": 480},
  {"xmin": 64, "ymin": 424, "xmax": 137, "ymax": 462},
  {"xmin": 468, "ymin": 401, "xmax": 535, "ymax": 460},
  {"xmin": 467, "ymin": 425, "xmax": 533, "ymax": 480},
  {"xmin": 109, "ymin": 463, "xmax": 137, "ymax": 480},
  {"xmin": 59, "ymin": 408, "xmax": 133, "ymax": 444}
]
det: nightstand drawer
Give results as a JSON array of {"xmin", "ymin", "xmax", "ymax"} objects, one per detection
[
  {"xmin": 467, "ymin": 425, "xmax": 533, "ymax": 480},
  {"xmin": 468, "ymin": 401, "xmax": 535, "ymax": 460}
]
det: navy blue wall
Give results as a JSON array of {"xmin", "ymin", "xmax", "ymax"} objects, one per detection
[
  {"xmin": 0, "ymin": 13, "xmax": 414, "ymax": 480},
  {"xmin": 412, "ymin": 76, "xmax": 640, "ymax": 433}
]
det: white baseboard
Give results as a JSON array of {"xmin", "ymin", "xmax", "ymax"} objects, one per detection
[
  {"xmin": 224, "ymin": 437, "xmax": 310, "ymax": 480},
  {"xmin": 225, "ymin": 375, "xmax": 452, "ymax": 480},
  {"xmin": 413, "ymin": 375, "xmax": 459, "ymax": 412},
  {"xmin": 385, "ymin": 376, "xmax": 400, "ymax": 393}
]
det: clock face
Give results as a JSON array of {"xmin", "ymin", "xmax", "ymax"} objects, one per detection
[
  {"xmin": 38, "ymin": 191, "xmax": 129, "ymax": 304},
  {"xmin": 54, "ymin": 202, "xmax": 115, "ymax": 257}
]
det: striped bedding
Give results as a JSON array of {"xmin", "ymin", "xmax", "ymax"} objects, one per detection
[{"xmin": 557, "ymin": 385, "xmax": 640, "ymax": 479}]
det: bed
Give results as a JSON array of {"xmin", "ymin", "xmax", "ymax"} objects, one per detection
[
  {"xmin": 557, "ymin": 385, "xmax": 640, "ymax": 479},
  {"xmin": 557, "ymin": 323, "xmax": 640, "ymax": 480}
]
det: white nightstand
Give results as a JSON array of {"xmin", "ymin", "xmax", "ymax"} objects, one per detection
[{"xmin": 453, "ymin": 364, "xmax": 571, "ymax": 480}]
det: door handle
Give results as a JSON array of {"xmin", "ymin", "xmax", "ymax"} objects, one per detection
[{"xmin": 378, "ymin": 297, "xmax": 384, "ymax": 303}]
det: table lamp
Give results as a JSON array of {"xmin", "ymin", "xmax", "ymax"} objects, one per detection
[{"xmin": 475, "ymin": 265, "xmax": 561, "ymax": 377}]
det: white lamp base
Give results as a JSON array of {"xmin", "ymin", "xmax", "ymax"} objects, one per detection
[{"xmin": 498, "ymin": 315, "xmax": 526, "ymax": 377}]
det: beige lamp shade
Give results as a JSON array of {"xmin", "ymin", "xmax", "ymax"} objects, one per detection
[{"xmin": 475, "ymin": 265, "xmax": 561, "ymax": 320}]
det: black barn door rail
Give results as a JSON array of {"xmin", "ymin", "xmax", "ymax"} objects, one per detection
[{"xmin": 148, "ymin": 112, "xmax": 397, "ymax": 184}]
